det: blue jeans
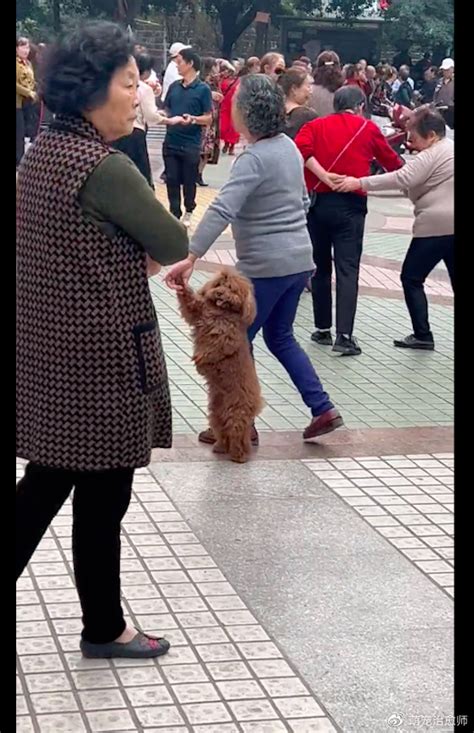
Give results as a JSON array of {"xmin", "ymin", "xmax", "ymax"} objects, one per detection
[{"xmin": 248, "ymin": 272, "xmax": 334, "ymax": 417}]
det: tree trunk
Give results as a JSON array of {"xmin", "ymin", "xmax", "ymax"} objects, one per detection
[
  {"xmin": 220, "ymin": 3, "xmax": 258, "ymax": 58},
  {"xmin": 220, "ymin": 11, "xmax": 239, "ymax": 58},
  {"xmin": 254, "ymin": 22, "xmax": 266, "ymax": 57},
  {"xmin": 126, "ymin": 0, "xmax": 143, "ymax": 27},
  {"xmin": 116, "ymin": 0, "xmax": 143, "ymax": 28},
  {"xmin": 253, "ymin": 0, "xmax": 268, "ymax": 56},
  {"xmin": 52, "ymin": 0, "xmax": 61, "ymax": 33}
]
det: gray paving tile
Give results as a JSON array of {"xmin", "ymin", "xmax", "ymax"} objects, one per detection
[
  {"xmin": 228, "ymin": 698, "xmax": 279, "ymax": 721},
  {"xmin": 117, "ymin": 666, "xmax": 163, "ymax": 687},
  {"xmin": 216, "ymin": 679, "xmax": 266, "ymax": 700},
  {"xmin": 36, "ymin": 713, "xmax": 87, "ymax": 732},
  {"xmin": 181, "ymin": 701, "xmax": 232, "ymax": 724},
  {"xmin": 135, "ymin": 705, "xmax": 185, "ymax": 727},
  {"xmin": 86, "ymin": 709, "xmax": 135, "ymax": 731},
  {"xmin": 79, "ymin": 689, "xmax": 127, "ymax": 711},
  {"xmin": 172, "ymin": 681, "xmax": 220, "ymax": 703}
]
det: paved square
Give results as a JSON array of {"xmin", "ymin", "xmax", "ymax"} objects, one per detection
[
  {"xmin": 17, "ymin": 462, "xmax": 338, "ymax": 733},
  {"xmin": 150, "ymin": 274, "xmax": 453, "ymax": 434}
]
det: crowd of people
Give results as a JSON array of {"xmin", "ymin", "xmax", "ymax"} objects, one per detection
[
  {"xmin": 16, "ymin": 21, "xmax": 453, "ymax": 658},
  {"xmin": 16, "ymin": 28, "xmax": 455, "ymax": 354}
]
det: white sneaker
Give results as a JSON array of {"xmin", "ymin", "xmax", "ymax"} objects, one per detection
[{"xmin": 182, "ymin": 212, "xmax": 192, "ymax": 227}]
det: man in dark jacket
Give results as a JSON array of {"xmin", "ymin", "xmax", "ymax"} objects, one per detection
[{"xmin": 420, "ymin": 66, "xmax": 438, "ymax": 103}]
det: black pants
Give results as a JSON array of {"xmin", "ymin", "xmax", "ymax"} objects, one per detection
[
  {"xmin": 112, "ymin": 127, "xmax": 154, "ymax": 188},
  {"xmin": 400, "ymin": 235, "xmax": 454, "ymax": 340},
  {"xmin": 16, "ymin": 463, "xmax": 134, "ymax": 644},
  {"xmin": 307, "ymin": 193, "xmax": 367, "ymax": 336},
  {"xmin": 163, "ymin": 144, "xmax": 200, "ymax": 219},
  {"xmin": 441, "ymin": 107, "xmax": 454, "ymax": 130},
  {"xmin": 24, "ymin": 99, "xmax": 40, "ymax": 141},
  {"xmin": 16, "ymin": 108, "xmax": 25, "ymax": 167}
]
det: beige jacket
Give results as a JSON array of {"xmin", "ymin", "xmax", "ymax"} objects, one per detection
[
  {"xmin": 308, "ymin": 84, "xmax": 335, "ymax": 118},
  {"xmin": 361, "ymin": 137, "xmax": 454, "ymax": 238},
  {"xmin": 135, "ymin": 81, "xmax": 166, "ymax": 132}
]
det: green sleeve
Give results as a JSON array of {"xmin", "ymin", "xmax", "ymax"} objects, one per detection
[{"xmin": 79, "ymin": 152, "xmax": 189, "ymax": 265}]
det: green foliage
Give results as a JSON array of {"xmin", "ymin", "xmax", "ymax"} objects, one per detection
[
  {"xmin": 383, "ymin": 0, "xmax": 454, "ymax": 51},
  {"xmin": 326, "ymin": 0, "xmax": 375, "ymax": 21},
  {"xmin": 16, "ymin": 0, "xmax": 454, "ymax": 57}
]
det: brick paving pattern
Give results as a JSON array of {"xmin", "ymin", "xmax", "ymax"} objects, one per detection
[
  {"xmin": 16, "ymin": 462, "xmax": 339, "ymax": 733},
  {"xmin": 304, "ymin": 453, "xmax": 454, "ymax": 598},
  {"xmin": 17, "ymin": 133, "xmax": 454, "ymax": 732}
]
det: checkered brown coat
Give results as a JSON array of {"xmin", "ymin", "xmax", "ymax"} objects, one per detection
[{"xmin": 16, "ymin": 115, "xmax": 172, "ymax": 471}]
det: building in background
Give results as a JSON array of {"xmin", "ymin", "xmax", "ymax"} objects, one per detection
[{"xmin": 279, "ymin": 1, "xmax": 384, "ymax": 65}]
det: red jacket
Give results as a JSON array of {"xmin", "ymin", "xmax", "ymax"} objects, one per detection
[
  {"xmin": 295, "ymin": 112, "xmax": 403, "ymax": 195},
  {"xmin": 344, "ymin": 77, "xmax": 367, "ymax": 93}
]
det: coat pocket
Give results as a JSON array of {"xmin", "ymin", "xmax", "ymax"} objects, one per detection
[{"xmin": 133, "ymin": 321, "xmax": 166, "ymax": 394}]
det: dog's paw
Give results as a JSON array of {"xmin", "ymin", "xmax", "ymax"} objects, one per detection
[{"xmin": 229, "ymin": 453, "xmax": 249, "ymax": 463}]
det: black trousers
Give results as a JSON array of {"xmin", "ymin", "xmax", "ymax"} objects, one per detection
[
  {"xmin": 400, "ymin": 235, "xmax": 454, "ymax": 340},
  {"xmin": 112, "ymin": 127, "xmax": 154, "ymax": 188},
  {"xmin": 24, "ymin": 99, "xmax": 41, "ymax": 141},
  {"xmin": 441, "ymin": 107, "xmax": 454, "ymax": 130},
  {"xmin": 16, "ymin": 108, "xmax": 25, "ymax": 167},
  {"xmin": 307, "ymin": 193, "xmax": 367, "ymax": 336},
  {"xmin": 163, "ymin": 143, "xmax": 200, "ymax": 219},
  {"xmin": 16, "ymin": 463, "xmax": 134, "ymax": 644}
]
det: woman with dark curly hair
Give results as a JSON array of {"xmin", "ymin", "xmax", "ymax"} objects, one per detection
[
  {"xmin": 309, "ymin": 50, "xmax": 344, "ymax": 118},
  {"xmin": 16, "ymin": 21, "xmax": 188, "ymax": 659},
  {"xmin": 165, "ymin": 74, "xmax": 343, "ymax": 444}
]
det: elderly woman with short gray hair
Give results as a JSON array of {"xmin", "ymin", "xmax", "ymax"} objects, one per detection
[{"xmin": 166, "ymin": 74, "xmax": 343, "ymax": 442}]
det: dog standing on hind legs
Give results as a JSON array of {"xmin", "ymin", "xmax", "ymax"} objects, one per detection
[{"xmin": 177, "ymin": 270, "xmax": 264, "ymax": 463}]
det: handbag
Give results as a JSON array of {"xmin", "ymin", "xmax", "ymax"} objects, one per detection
[{"xmin": 309, "ymin": 118, "xmax": 369, "ymax": 208}]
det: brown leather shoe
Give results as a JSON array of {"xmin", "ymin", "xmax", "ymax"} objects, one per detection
[
  {"xmin": 303, "ymin": 409, "xmax": 344, "ymax": 441},
  {"xmin": 198, "ymin": 426, "xmax": 259, "ymax": 446}
]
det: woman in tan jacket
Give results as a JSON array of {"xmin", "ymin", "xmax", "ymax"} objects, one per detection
[
  {"xmin": 16, "ymin": 37, "xmax": 36, "ymax": 167},
  {"xmin": 309, "ymin": 51, "xmax": 344, "ymax": 118},
  {"xmin": 335, "ymin": 106, "xmax": 453, "ymax": 351}
]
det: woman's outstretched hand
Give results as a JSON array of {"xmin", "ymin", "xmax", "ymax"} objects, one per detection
[
  {"xmin": 333, "ymin": 176, "xmax": 362, "ymax": 193},
  {"xmin": 165, "ymin": 256, "xmax": 196, "ymax": 292}
]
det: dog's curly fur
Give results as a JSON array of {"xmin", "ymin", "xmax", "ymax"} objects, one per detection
[{"xmin": 177, "ymin": 269, "xmax": 264, "ymax": 463}]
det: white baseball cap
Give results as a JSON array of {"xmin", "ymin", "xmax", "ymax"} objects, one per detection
[
  {"xmin": 169, "ymin": 42, "xmax": 191, "ymax": 58},
  {"xmin": 440, "ymin": 57, "xmax": 454, "ymax": 70}
]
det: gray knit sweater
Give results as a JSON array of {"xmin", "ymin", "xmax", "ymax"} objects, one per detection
[{"xmin": 189, "ymin": 134, "xmax": 315, "ymax": 279}]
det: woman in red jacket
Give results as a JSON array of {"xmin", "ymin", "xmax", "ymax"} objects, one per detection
[
  {"xmin": 219, "ymin": 63, "xmax": 240, "ymax": 155},
  {"xmin": 295, "ymin": 85, "xmax": 403, "ymax": 355}
]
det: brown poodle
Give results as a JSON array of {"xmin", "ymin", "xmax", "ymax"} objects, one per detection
[{"xmin": 177, "ymin": 269, "xmax": 264, "ymax": 463}]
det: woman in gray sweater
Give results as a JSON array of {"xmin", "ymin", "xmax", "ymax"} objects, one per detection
[
  {"xmin": 166, "ymin": 74, "xmax": 343, "ymax": 443},
  {"xmin": 334, "ymin": 106, "xmax": 453, "ymax": 350}
]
